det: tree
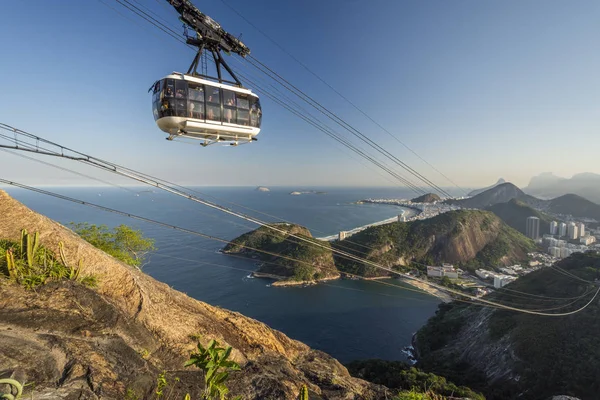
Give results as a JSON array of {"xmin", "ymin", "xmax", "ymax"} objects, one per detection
[{"xmin": 70, "ymin": 223, "xmax": 156, "ymax": 269}]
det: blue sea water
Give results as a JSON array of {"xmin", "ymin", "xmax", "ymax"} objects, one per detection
[{"xmin": 4, "ymin": 186, "xmax": 440, "ymax": 363}]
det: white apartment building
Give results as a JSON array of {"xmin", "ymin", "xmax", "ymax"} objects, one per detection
[{"xmin": 559, "ymin": 222, "xmax": 567, "ymax": 237}]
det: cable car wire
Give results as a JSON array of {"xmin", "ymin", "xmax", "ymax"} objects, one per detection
[
  {"xmin": 0, "ymin": 122, "xmax": 593, "ymax": 310},
  {"xmin": 2, "ymin": 178, "xmax": 598, "ymax": 317},
  {"xmin": 218, "ymin": 0, "xmax": 467, "ymax": 196},
  {"xmin": 109, "ymin": 0, "xmax": 454, "ymax": 198},
  {"xmin": 2, "ymin": 123, "xmax": 595, "ymax": 311}
]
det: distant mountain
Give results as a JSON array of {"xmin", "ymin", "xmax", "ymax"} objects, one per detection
[
  {"xmin": 447, "ymin": 183, "xmax": 533, "ymax": 209},
  {"xmin": 468, "ymin": 178, "xmax": 506, "ymax": 196},
  {"xmin": 487, "ymin": 199, "xmax": 555, "ymax": 235},
  {"xmin": 415, "ymin": 252, "xmax": 600, "ymax": 399},
  {"xmin": 452, "ymin": 182, "xmax": 600, "ymax": 221},
  {"xmin": 546, "ymin": 194, "xmax": 600, "ymax": 220},
  {"xmin": 524, "ymin": 172, "xmax": 600, "ymax": 203},
  {"xmin": 411, "ymin": 193, "xmax": 441, "ymax": 203}
]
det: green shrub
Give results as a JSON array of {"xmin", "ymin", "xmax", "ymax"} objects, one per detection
[{"xmin": 70, "ymin": 223, "xmax": 156, "ymax": 269}]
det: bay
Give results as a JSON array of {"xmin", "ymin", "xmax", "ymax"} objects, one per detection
[{"xmin": 4, "ymin": 186, "xmax": 440, "ymax": 362}]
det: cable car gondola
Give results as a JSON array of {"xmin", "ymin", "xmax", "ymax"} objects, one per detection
[
  {"xmin": 153, "ymin": 0, "xmax": 261, "ymax": 146},
  {"xmin": 151, "ymin": 73, "xmax": 261, "ymax": 146}
]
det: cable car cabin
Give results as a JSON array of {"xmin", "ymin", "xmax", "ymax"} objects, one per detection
[{"xmin": 151, "ymin": 73, "xmax": 261, "ymax": 146}]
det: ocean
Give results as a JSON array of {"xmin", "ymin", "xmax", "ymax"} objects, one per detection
[{"xmin": 4, "ymin": 186, "xmax": 441, "ymax": 363}]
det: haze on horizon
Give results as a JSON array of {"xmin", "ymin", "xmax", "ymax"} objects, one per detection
[{"xmin": 1, "ymin": 0, "xmax": 599, "ymax": 191}]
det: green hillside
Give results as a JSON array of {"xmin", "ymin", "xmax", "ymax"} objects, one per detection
[
  {"xmin": 487, "ymin": 198, "xmax": 555, "ymax": 236},
  {"xmin": 333, "ymin": 210, "xmax": 534, "ymax": 276},
  {"xmin": 222, "ymin": 223, "xmax": 337, "ymax": 282},
  {"xmin": 415, "ymin": 252, "xmax": 600, "ymax": 400}
]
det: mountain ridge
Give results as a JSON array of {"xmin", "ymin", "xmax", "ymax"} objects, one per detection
[
  {"xmin": 524, "ymin": 172, "xmax": 600, "ymax": 203},
  {"xmin": 468, "ymin": 178, "xmax": 506, "ymax": 197}
]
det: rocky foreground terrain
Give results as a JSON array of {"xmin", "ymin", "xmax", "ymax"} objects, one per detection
[{"xmin": 0, "ymin": 190, "xmax": 387, "ymax": 399}]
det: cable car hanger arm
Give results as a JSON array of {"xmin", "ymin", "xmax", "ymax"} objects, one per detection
[{"xmin": 165, "ymin": 0, "xmax": 250, "ymax": 57}]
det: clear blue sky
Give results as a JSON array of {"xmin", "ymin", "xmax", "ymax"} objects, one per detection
[{"xmin": 1, "ymin": 0, "xmax": 599, "ymax": 189}]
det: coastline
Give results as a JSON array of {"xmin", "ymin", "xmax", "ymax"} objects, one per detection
[
  {"xmin": 316, "ymin": 206, "xmax": 420, "ymax": 241},
  {"xmin": 251, "ymin": 271, "xmax": 341, "ymax": 287},
  {"xmin": 398, "ymin": 277, "xmax": 452, "ymax": 303}
]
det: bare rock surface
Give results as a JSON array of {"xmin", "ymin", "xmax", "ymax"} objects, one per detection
[{"xmin": 0, "ymin": 190, "xmax": 387, "ymax": 399}]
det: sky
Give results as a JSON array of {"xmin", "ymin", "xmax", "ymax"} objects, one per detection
[{"xmin": 0, "ymin": 0, "xmax": 599, "ymax": 190}]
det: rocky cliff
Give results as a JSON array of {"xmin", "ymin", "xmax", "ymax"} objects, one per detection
[
  {"xmin": 415, "ymin": 252, "xmax": 600, "ymax": 400},
  {"xmin": 0, "ymin": 190, "xmax": 385, "ymax": 399}
]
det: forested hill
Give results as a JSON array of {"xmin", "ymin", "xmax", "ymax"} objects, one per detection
[
  {"xmin": 334, "ymin": 210, "xmax": 534, "ymax": 277},
  {"xmin": 225, "ymin": 210, "xmax": 535, "ymax": 282},
  {"xmin": 546, "ymin": 193, "xmax": 600, "ymax": 220},
  {"xmin": 415, "ymin": 252, "xmax": 600, "ymax": 400},
  {"xmin": 411, "ymin": 193, "xmax": 441, "ymax": 203},
  {"xmin": 446, "ymin": 182, "xmax": 531, "ymax": 209},
  {"xmin": 486, "ymin": 198, "xmax": 555, "ymax": 235},
  {"xmin": 222, "ymin": 223, "xmax": 338, "ymax": 283}
]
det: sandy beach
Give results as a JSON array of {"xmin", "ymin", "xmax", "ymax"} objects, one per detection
[
  {"xmin": 399, "ymin": 277, "xmax": 453, "ymax": 303},
  {"xmin": 316, "ymin": 206, "xmax": 420, "ymax": 241}
]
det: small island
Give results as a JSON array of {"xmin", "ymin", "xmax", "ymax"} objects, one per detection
[
  {"xmin": 289, "ymin": 190, "xmax": 327, "ymax": 195},
  {"xmin": 222, "ymin": 223, "xmax": 339, "ymax": 286},
  {"xmin": 256, "ymin": 186, "xmax": 270, "ymax": 192}
]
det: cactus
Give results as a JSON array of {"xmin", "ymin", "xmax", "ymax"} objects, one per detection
[
  {"xmin": 20, "ymin": 229, "xmax": 39, "ymax": 268},
  {"xmin": 27, "ymin": 231, "xmax": 39, "ymax": 268},
  {"xmin": 69, "ymin": 259, "xmax": 82, "ymax": 281},
  {"xmin": 59, "ymin": 242, "xmax": 83, "ymax": 281},
  {"xmin": 297, "ymin": 385, "xmax": 308, "ymax": 400},
  {"xmin": 58, "ymin": 241, "xmax": 68, "ymax": 266},
  {"xmin": 0, "ymin": 378, "xmax": 23, "ymax": 400},
  {"xmin": 20, "ymin": 229, "xmax": 27, "ymax": 259},
  {"xmin": 5, "ymin": 249, "xmax": 17, "ymax": 281}
]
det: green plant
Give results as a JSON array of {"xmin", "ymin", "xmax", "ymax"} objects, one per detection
[
  {"xmin": 0, "ymin": 230, "xmax": 97, "ymax": 289},
  {"xmin": 185, "ymin": 339, "xmax": 241, "ymax": 400},
  {"xmin": 70, "ymin": 223, "xmax": 156, "ymax": 269},
  {"xmin": 297, "ymin": 385, "xmax": 308, "ymax": 400},
  {"xmin": 156, "ymin": 371, "xmax": 168, "ymax": 398},
  {"xmin": 0, "ymin": 378, "xmax": 23, "ymax": 400},
  {"xmin": 125, "ymin": 388, "xmax": 141, "ymax": 400}
]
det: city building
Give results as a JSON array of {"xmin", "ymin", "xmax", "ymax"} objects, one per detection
[
  {"xmin": 581, "ymin": 235, "xmax": 596, "ymax": 245},
  {"xmin": 526, "ymin": 216, "xmax": 540, "ymax": 240},
  {"xmin": 568, "ymin": 222, "xmax": 579, "ymax": 240},
  {"xmin": 560, "ymin": 247, "xmax": 571, "ymax": 258},
  {"xmin": 559, "ymin": 222, "xmax": 567, "ymax": 237},
  {"xmin": 442, "ymin": 264, "xmax": 458, "ymax": 278},
  {"xmin": 494, "ymin": 275, "xmax": 516, "ymax": 288},
  {"xmin": 579, "ymin": 223, "xmax": 585, "ymax": 237},
  {"xmin": 427, "ymin": 265, "xmax": 458, "ymax": 278},
  {"xmin": 550, "ymin": 221, "xmax": 558, "ymax": 235},
  {"xmin": 398, "ymin": 214, "xmax": 406, "ymax": 222},
  {"xmin": 338, "ymin": 231, "xmax": 347, "ymax": 240},
  {"xmin": 557, "ymin": 239, "xmax": 567, "ymax": 247},
  {"xmin": 475, "ymin": 269, "xmax": 491, "ymax": 280},
  {"xmin": 549, "ymin": 246, "xmax": 561, "ymax": 258}
]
